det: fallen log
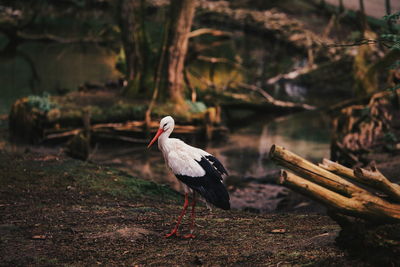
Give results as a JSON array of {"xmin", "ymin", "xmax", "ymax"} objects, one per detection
[
  {"xmin": 270, "ymin": 144, "xmax": 400, "ymax": 222},
  {"xmin": 43, "ymin": 120, "xmax": 228, "ymax": 143},
  {"xmin": 9, "ymin": 94, "xmax": 229, "ymax": 144},
  {"xmin": 319, "ymin": 158, "xmax": 400, "ymax": 203},
  {"xmin": 270, "ymin": 144, "xmax": 400, "ymax": 264},
  {"xmin": 278, "ymin": 170, "xmax": 375, "ymax": 220}
]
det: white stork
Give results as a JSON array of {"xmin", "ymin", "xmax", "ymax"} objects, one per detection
[{"xmin": 147, "ymin": 116, "xmax": 230, "ymax": 238}]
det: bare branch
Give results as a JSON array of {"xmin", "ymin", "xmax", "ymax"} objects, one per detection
[{"xmin": 189, "ymin": 28, "xmax": 232, "ymax": 38}]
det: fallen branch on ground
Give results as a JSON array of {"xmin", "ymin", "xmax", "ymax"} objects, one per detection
[
  {"xmin": 188, "ymin": 28, "xmax": 232, "ymax": 38},
  {"xmin": 237, "ymin": 83, "xmax": 315, "ymax": 111}
]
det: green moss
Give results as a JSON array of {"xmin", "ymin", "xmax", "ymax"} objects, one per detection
[
  {"xmin": 0, "ymin": 153, "xmax": 179, "ymax": 202},
  {"xmin": 27, "ymin": 93, "xmax": 58, "ymax": 112},
  {"xmin": 67, "ymin": 163, "xmax": 180, "ymax": 201},
  {"xmin": 58, "ymin": 103, "xmax": 147, "ymax": 125},
  {"xmin": 186, "ymin": 100, "xmax": 207, "ymax": 114},
  {"xmin": 85, "ymin": 103, "xmax": 146, "ymax": 123}
]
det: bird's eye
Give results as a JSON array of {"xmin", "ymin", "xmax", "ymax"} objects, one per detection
[{"xmin": 163, "ymin": 123, "xmax": 167, "ymax": 129}]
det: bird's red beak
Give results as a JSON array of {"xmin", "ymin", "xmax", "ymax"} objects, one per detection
[{"xmin": 147, "ymin": 128, "xmax": 164, "ymax": 148}]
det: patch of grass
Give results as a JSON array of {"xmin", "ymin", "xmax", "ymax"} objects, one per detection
[
  {"xmin": 65, "ymin": 162, "xmax": 180, "ymax": 201},
  {"xmin": 35, "ymin": 256, "xmax": 60, "ymax": 265},
  {"xmin": 0, "ymin": 153, "xmax": 180, "ymax": 202}
]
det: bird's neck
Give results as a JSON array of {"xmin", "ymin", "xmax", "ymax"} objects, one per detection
[{"xmin": 158, "ymin": 131, "xmax": 171, "ymax": 152}]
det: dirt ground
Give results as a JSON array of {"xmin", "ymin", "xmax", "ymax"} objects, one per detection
[{"xmin": 0, "ymin": 149, "xmax": 371, "ymax": 267}]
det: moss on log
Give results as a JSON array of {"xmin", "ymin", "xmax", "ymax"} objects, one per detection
[{"xmin": 8, "ymin": 91, "xmax": 229, "ymax": 145}]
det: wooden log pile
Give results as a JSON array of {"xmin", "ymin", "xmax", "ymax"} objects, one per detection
[{"xmin": 270, "ymin": 144, "xmax": 400, "ymax": 264}]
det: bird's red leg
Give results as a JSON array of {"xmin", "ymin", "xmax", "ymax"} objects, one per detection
[
  {"xmin": 165, "ymin": 192, "xmax": 189, "ymax": 238},
  {"xmin": 183, "ymin": 192, "xmax": 196, "ymax": 239}
]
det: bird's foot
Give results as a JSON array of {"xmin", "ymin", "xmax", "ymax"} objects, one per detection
[
  {"xmin": 165, "ymin": 230, "xmax": 179, "ymax": 238},
  {"xmin": 183, "ymin": 233, "xmax": 196, "ymax": 239}
]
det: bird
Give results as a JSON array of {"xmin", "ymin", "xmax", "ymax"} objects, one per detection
[{"xmin": 147, "ymin": 116, "xmax": 230, "ymax": 238}]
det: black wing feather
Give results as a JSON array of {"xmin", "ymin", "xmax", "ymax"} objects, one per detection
[
  {"xmin": 205, "ymin": 155, "xmax": 228, "ymax": 176},
  {"xmin": 176, "ymin": 157, "xmax": 230, "ymax": 210}
]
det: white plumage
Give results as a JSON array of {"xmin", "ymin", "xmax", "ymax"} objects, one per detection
[
  {"xmin": 147, "ymin": 116, "xmax": 230, "ymax": 238},
  {"xmin": 161, "ymin": 138, "xmax": 208, "ymax": 177}
]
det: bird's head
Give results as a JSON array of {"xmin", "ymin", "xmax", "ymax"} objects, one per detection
[{"xmin": 147, "ymin": 116, "xmax": 175, "ymax": 148}]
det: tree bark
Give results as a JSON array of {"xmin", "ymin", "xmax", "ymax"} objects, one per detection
[
  {"xmin": 385, "ymin": 0, "xmax": 391, "ymax": 15},
  {"xmin": 165, "ymin": 0, "xmax": 197, "ymax": 107},
  {"xmin": 338, "ymin": 0, "xmax": 344, "ymax": 13},
  {"xmin": 358, "ymin": 0, "xmax": 367, "ymax": 35},
  {"xmin": 118, "ymin": 0, "xmax": 137, "ymax": 81},
  {"xmin": 385, "ymin": 0, "xmax": 394, "ymax": 32},
  {"xmin": 118, "ymin": 0, "xmax": 148, "ymax": 95}
]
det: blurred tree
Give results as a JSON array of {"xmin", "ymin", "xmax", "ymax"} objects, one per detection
[
  {"xmin": 338, "ymin": 0, "xmax": 344, "ymax": 14},
  {"xmin": 353, "ymin": 10, "xmax": 400, "ymax": 95},
  {"xmin": 117, "ymin": 0, "xmax": 197, "ymax": 116},
  {"xmin": 164, "ymin": 0, "xmax": 197, "ymax": 109},
  {"xmin": 385, "ymin": 0, "xmax": 393, "ymax": 32},
  {"xmin": 117, "ymin": 0, "xmax": 149, "ymax": 97},
  {"xmin": 358, "ymin": 0, "xmax": 367, "ymax": 35},
  {"xmin": 385, "ymin": 0, "xmax": 391, "ymax": 15},
  {"xmin": 0, "ymin": 1, "xmax": 41, "ymax": 92},
  {"xmin": 150, "ymin": 0, "xmax": 197, "ymax": 114}
]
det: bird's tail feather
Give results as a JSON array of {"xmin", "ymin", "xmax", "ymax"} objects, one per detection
[{"xmin": 200, "ymin": 182, "xmax": 230, "ymax": 210}]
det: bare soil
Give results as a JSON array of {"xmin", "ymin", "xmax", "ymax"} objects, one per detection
[{"xmin": 0, "ymin": 150, "xmax": 370, "ymax": 266}]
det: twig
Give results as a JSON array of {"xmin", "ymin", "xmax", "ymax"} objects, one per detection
[
  {"xmin": 188, "ymin": 28, "xmax": 232, "ymax": 38},
  {"xmin": 237, "ymin": 83, "xmax": 315, "ymax": 110},
  {"xmin": 323, "ymin": 38, "xmax": 392, "ymax": 48}
]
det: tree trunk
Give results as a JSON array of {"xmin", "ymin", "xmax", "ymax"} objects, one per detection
[
  {"xmin": 385, "ymin": 0, "xmax": 391, "ymax": 15},
  {"xmin": 118, "ymin": 0, "xmax": 148, "ymax": 96},
  {"xmin": 338, "ymin": 0, "xmax": 344, "ymax": 13},
  {"xmin": 358, "ymin": 0, "xmax": 365, "ymax": 13},
  {"xmin": 165, "ymin": 0, "xmax": 197, "ymax": 108},
  {"xmin": 385, "ymin": 0, "xmax": 393, "ymax": 32},
  {"xmin": 358, "ymin": 0, "xmax": 367, "ymax": 35}
]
